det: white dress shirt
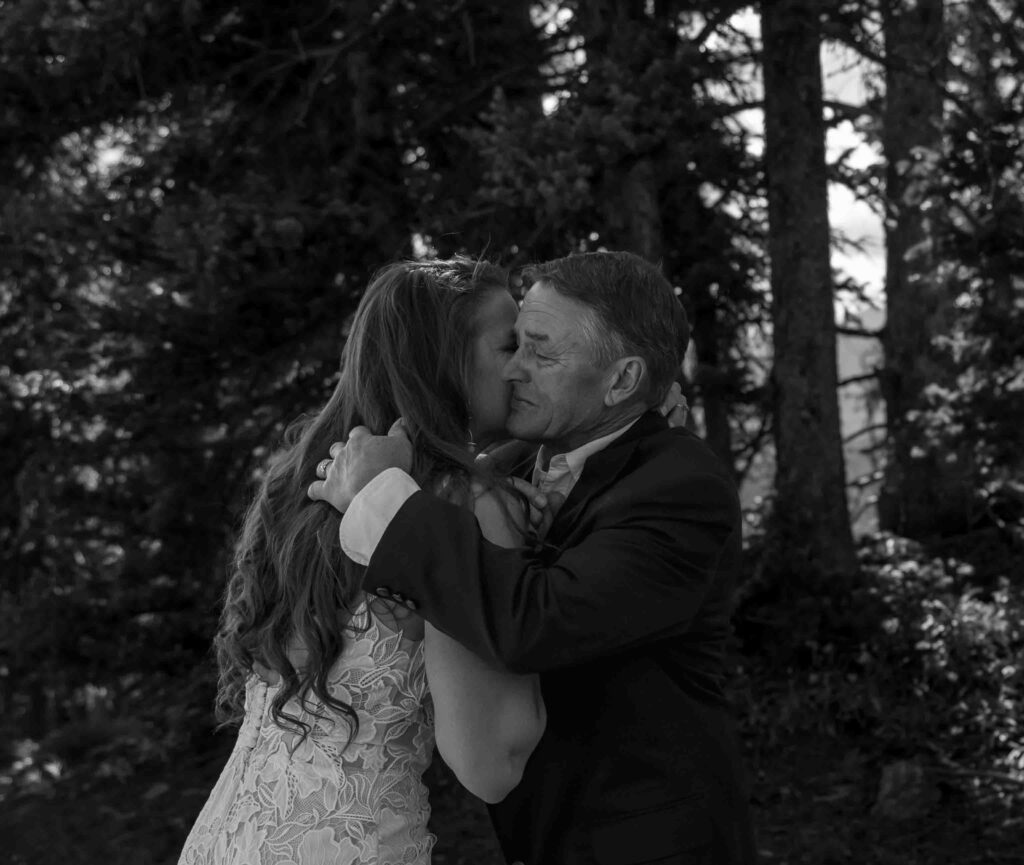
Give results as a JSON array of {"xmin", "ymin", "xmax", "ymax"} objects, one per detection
[
  {"xmin": 339, "ymin": 418, "xmax": 640, "ymax": 566},
  {"xmin": 529, "ymin": 420, "xmax": 638, "ymax": 512}
]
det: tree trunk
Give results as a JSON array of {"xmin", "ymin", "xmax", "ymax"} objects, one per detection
[
  {"xmin": 580, "ymin": 0, "xmax": 666, "ymax": 262},
  {"xmin": 877, "ymin": 0, "xmax": 971, "ymax": 538},
  {"xmin": 761, "ymin": 0, "xmax": 858, "ymax": 585},
  {"xmin": 619, "ymin": 157, "xmax": 665, "ymax": 262},
  {"xmin": 690, "ymin": 279, "xmax": 735, "ymax": 468},
  {"xmin": 580, "ymin": 1, "xmax": 733, "ymax": 461}
]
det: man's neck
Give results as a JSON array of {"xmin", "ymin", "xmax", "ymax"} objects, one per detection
[{"xmin": 540, "ymin": 406, "xmax": 646, "ymax": 466}]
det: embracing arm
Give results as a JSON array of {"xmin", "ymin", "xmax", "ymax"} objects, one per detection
[
  {"xmin": 424, "ymin": 487, "xmax": 546, "ymax": 803},
  {"xmin": 362, "ymin": 438, "xmax": 741, "ymax": 674}
]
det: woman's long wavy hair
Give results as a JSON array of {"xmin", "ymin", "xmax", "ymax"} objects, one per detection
[{"xmin": 214, "ymin": 257, "xmax": 512, "ymax": 743}]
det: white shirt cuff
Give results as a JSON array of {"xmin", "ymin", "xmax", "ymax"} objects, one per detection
[{"xmin": 338, "ymin": 468, "xmax": 421, "ymax": 566}]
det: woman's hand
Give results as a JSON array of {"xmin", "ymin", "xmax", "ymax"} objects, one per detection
[
  {"xmin": 509, "ymin": 478, "xmax": 565, "ymax": 542},
  {"xmin": 658, "ymin": 380, "xmax": 689, "ymax": 428}
]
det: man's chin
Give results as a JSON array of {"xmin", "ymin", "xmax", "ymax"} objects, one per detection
[{"xmin": 504, "ymin": 415, "xmax": 541, "ymax": 443}]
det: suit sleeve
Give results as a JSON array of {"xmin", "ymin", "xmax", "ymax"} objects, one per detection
[
  {"xmin": 339, "ymin": 468, "xmax": 421, "ymax": 566},
  {"xmin": 361, "ymin": 453, "xmax": 740, "ymax": 674}
]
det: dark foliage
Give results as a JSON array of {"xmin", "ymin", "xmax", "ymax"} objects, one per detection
[{"xmin": 1, "ymin": 1, "xmax": 1021, "ymax": 863}]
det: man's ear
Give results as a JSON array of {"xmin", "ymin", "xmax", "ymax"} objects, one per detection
[{"xmin": 604, "ymin": 356, "xmax": 646, "ymax": 406}]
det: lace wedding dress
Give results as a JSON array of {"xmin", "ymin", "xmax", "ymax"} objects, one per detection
[{"xmin": 178, "ymin": 597, "xmax": 434, "ymax": 864}]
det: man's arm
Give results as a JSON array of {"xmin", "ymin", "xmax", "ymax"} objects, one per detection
[{"xmin": 361, "ymin": 450, "xmax": 740, "ymax": 674}]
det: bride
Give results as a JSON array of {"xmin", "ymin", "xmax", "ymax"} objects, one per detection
[{"xmin": 178, "ymin": 257, "xmax": 544, "ymax": 864}]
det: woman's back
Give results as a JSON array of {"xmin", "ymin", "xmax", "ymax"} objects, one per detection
[{"xmin": 179, "ymin": 597, "xmax": 434, "ymax": 864}]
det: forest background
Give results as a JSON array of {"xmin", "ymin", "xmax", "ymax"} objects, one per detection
[{"xmin": 1, "ymin": 1, "xmax": 1022, "ymax": 863}]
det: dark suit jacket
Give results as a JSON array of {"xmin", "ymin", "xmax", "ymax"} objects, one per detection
[{"xmin": 361, "ymin": 411, "xmax": 757, "ymax": 865}]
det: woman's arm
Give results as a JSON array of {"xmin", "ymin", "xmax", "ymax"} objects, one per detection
[{"xmin": 425, "ymin": 485, "xmax": 546, "ymax": 804}]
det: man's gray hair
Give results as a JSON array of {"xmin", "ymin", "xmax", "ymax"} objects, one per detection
[{"xmin": 523, "ymin": 251, "xmax": 689, "ymax": 404}]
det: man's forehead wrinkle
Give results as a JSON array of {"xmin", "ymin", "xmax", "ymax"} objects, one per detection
[
  {"xmin": 516, "ymin": 304, "xmax": 576, "ymax": 343},
  {"xmin": 518, "ymin": 307, "xmax": 560, "ymax": 326},
  {"xmin": 518, "ymin": 328, "xmax": 583, "ymax": 358}
]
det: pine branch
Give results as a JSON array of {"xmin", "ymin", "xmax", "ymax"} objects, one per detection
[
  {"xmin": 836, "ymin": 325, "xmax": 884, "ymax": 339},
  {"xmin": 843, "ymin": 422, "xmax": 888, "ymax": 445},
  {"xmin": 838, "ymin": 370, "xmax": 880, "ymax": 388},
  {"xmin": 691, "ymin": 1, "xmax": 751, "ymax": 48},
  {"xmin": 823, "ymin": 99, "xmax": 873, "ymax": 123}
]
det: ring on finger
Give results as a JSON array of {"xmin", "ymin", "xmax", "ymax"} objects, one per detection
[{"xmin": 316, "ymin": 458, "xmax": 333, "ymax": 478}]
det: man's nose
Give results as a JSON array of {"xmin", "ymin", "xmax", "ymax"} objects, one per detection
[{"xmin": 502, "ymin": 351, "xmax": 526, "ymax": 382}]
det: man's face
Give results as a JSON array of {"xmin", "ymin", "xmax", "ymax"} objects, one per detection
[{"xmin": 502, "ymin": 281, "xmax": 613, "ymax": 452}]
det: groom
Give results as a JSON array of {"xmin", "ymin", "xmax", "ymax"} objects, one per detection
[{"xmin": 312, "ymin": 251, "xmax": 756, "ymax": 865}]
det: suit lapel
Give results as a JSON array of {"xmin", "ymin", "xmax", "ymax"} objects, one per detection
[{"xmin": 544, "ymin": 411, "xmax": 667, "ymax": 548}]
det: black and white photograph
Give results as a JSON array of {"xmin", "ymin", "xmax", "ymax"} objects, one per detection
[{"xmin": 2, "ymin": 2, "xmax": 1022, "ymax": 863}]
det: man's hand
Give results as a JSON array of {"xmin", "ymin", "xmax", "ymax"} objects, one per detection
[
  {"xmin": 658, "ymin": 380, "xmax": 689, "ymax": 428},
  {"xmin": 307, "ymin": 418, "xmax": 413, "ymax": 513}
]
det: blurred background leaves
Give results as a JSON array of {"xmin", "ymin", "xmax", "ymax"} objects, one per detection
[{"xmin": 1, "ymin": 1, "xmax": 1022, "ymax": 862}]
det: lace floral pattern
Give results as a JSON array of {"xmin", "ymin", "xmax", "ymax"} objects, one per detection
[{"xmin": 179, "ymin": 598, "xmax": 435, "ymax": 864}]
